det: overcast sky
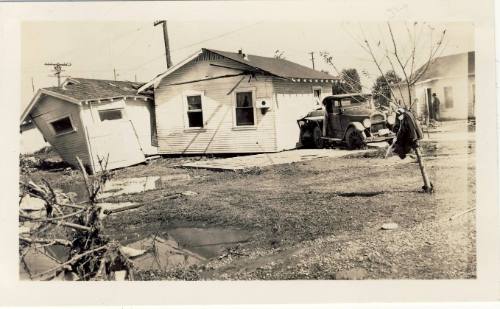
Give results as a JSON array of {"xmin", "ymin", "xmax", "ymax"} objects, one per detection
[{"xmin": 21, "ymin": 21, "xmax": 473, "ymax": 108}]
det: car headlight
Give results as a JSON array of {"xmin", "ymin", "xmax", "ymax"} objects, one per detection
[
  {"xmin": 387, "ymin": 115, "xmax": 396, "ymax": 125},
  {"xmin": 362, "ymin": 118, "xmax": 371, "ymax": 128}
]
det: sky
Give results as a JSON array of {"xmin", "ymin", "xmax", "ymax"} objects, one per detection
[{"xmin": 21, "ymin": 21, "xmax": 474, "ymax": 109}]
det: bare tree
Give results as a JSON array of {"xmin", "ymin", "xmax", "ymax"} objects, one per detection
[{"xmin": 322, "ymin": 22, "xmax": 447, "ymax": 193}]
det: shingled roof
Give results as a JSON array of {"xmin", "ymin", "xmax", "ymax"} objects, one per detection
[
  {"xmin": 21, "ymin": 78, "xmax": 152, "ymax": 123},
  {"xmin": 206, "ymin": 48, "xmax": 336, "ymax": 80},
  {"xmin": 414, "ymin": 51, "xmax": 475, "ymax": 82},
  {"xmin": 46, "ymin": 78, "xmax": 151, "ymax": 102},
  {"xmin": 138, "ymin": 48, "xmax": 337, "ymax": 93}
]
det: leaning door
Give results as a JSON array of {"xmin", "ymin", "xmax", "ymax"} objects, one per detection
[{"xmin": 86, "ymin": 120, "xmax": 145, "ymax": 172}]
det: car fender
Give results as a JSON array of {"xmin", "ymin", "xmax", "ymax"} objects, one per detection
[
  {"xmin": 349, "ymin": 122, "xmax": 365, "ymax": 132},
  {"xmin": 343, "ymin": 122, "xmax": 365, "ymax": 139}
]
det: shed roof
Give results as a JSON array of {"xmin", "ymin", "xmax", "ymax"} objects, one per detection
[
  {"xmin": 47, "ymin": 78, "xmax": 150, "ymax": 101},
  {"xmin": 21, "ymin": 78, "xmax": 152, "ymax": 123}
]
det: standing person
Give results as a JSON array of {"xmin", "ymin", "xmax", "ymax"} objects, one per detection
[{"xmin": 432, "ymin": 93, "xmax": 441, "ymax": 121}]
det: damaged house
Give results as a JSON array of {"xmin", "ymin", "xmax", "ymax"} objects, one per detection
[
  {"xmin": 138, "ymin": 48, "xmax": 337, "ymax": 154},
  {"xmin": 20, "ymin": 78, "xmax": 157, "ymax": 173}
]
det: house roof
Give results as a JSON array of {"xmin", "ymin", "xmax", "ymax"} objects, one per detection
[
  {"xmin": 21, "ymin": 78, "xmax": 152, "ymax": 123},
  {"xmin": 414, "ymin": 51, "xmax": 475, "ymax": 82},
  {"xmin": 206, "ymin": 48, "xmax": 336, "ymax": 80},
  {"xmin": 138, "ymin": 48, "xmax": 337, "ymax": 93}
]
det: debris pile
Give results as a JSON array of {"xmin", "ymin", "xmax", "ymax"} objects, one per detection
[{"xmin": 19, "ymin": 155, "xmax": 135, "ymax": 281}]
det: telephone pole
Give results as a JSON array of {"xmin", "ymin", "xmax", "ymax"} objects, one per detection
[
  {"xmin": 113, "ymin": 68, "xmax": 117, "ymax": 81},
  {"xmin": 154, "ymin": 20, "xmax": 173, "ymax": 69},
  {"xmin": 45, "ymin": 62, "xmax": 71, "ymax": 86},
  {"xmin": 309, "ymin": 52, "xmax": 315, "ymax": 70}
]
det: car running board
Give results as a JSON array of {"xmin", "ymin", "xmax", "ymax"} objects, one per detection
[{"xmin": 320, "ymin": 137, "xmax": 343, "ymax": 142}]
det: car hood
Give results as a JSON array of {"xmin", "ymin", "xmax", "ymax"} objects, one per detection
[{"xmin": 341, "ymin": 105, "xmax": 373, "ymax": 117}]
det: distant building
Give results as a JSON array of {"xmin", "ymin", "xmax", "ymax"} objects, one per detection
[
  {"xmin": 138, "ymin": 48, "xmax": 338, "ymax": 154},
  {"xmin": 392, "ymin": 51, "xmax": 475, "ymax": 120},
  {"xmin": 21, "ymin": 78, "xmax": 156, "ymax": 173}
]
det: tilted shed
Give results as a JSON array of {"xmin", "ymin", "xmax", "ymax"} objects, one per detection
[
  {"xmin": 138, "ymin": 48, "xmax": 338, "ymax": 154},
  {"xmin": 21, "ymin": 78, "xmax": 157, "ymax": 173}
]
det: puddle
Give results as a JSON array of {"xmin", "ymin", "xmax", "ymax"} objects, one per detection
[
  {"xmin": 59, "ymin": 174, "xmax": 192, "ymax": 202},
  {"xmin": 336, "ymin": 191, "xmax": 383, "ymax": 197},
  {"xmin": 420, "ymin": 141, "xmax": 474, "ymax": 158},
  {"xmin": 166, "ymin": 227, "xmax": 251, "ymax": 259},
  {"xmin": 126, "ymin": 236, "xmax": 205, "ymax": 272}
]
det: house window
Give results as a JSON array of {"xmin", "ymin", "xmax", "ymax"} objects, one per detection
[
  {"xmin": 313, "ymin": 87, "xmax": 322, "ymax": 99},
  {"xmin": 444, "ymin": 86, "xmax": 454, "ymax": 108},
  {"xmin": 49, "ymin": 116, "xmax": 76, "ymax": 136},
  {"xmin": 235, "ymin": 91, "xmax": 255, "ymax": 126},
  {"xmin": 313, "ymin": 87, "xmax": 322, "ymax": 105},
  {"xmin": 99, "ymin": 109, "xmax": 123, "ymax": 121},
  {"xmin": 186, "ymin": 95, "xmax": 204, "ymax": 128}
]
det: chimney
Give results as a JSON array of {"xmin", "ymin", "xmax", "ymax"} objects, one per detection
[{"xmin": 238, "ymin": 49, "xmax": 243, "ymax": 55}]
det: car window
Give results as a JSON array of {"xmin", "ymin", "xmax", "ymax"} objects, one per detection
[
  {"xmin": 324, "ymin": 98, "xmax": 341, "ymax": 113},
  {"xmin": 342, "ymin": 96, "xmax": 371, "ymax": 108}
]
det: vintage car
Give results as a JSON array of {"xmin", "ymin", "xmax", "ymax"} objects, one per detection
[{"xmin": 297, "ymin": 93, "xmax": 396, "ymax": 149}]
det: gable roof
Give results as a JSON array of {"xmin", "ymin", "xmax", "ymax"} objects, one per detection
[
  {"xmin": 48, "ymin": 78, "xmax": 150, "ymax": 101},
  {"xmin": 414, "ymin": 51, "xmax": 474, "ymax": 82},
  {"xmin": 206, "ymin": 48, "xmax": 336, "ymax": 80},
  {"xmin": 138, "ymin": 48, "xmax": 337, "ymax": 93},
  {"xmin": 21, "ymin": 78, "xmax": 152, "ymax": 123}
]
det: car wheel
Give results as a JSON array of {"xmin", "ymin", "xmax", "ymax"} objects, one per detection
[
  {"xmin": 312, "ymin": 126, "xmax": 324, "ymax": 149},
  {"xmin": 346, "ymin": 127, "xmax": 367, "ymax": 149},
  {"xmin": 300, "ymin": 127, "xmax": 313, "ymax": 148}
]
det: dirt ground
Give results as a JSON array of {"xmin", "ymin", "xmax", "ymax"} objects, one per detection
[{"xmin": 21, "ymin": 123, "xmax": 476, "ymax": 280}]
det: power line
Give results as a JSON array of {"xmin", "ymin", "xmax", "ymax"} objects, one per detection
[
  {"xmin": 45, "ymin": 62, "xmax": 71, "ymax": 86},
  {"xmin": 309, "ymin": 51, "xmax": 315, "ymax": 70},
  {"xmin": 126, "ymin": 21, "xmax": 264, "ymax": 71},
  {"xmin": 154, "ymin": 20, "xmax": 173, "ymax": 68}
]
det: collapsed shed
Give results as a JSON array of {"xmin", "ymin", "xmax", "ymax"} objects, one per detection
[
  {"xmin": 138, "ymin": 48, "xmax": 338, "ymax": 154},
  {"xmin": 21, "ymin": 78, "xmax": 157, "ymax": 173}
]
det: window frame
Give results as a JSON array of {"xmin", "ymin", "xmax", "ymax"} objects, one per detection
[
  {"xmin": 233, "ymin": 88, "xmax": 257, "ymax": 128},
  {"xmin": 312, "ymin": 86, "xmax": 322, "ymax": 105},
  {"xmin": 48, "ymin": 114, "xmax": 77, "ymax": 137},
  {"xmin": 182, "ymin": 90, "xmax": 205, "ymax": 130},
  {"xmin": 98, "ymin": 108, "xmax": 125, "ymax": 122}
]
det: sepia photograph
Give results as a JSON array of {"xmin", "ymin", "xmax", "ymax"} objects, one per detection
[
  {"xmin": 0, "ymin": 0, "xmax": 498, "ymax": 306},
  {"xmin": 18, "ymin": 18, "xmax": 477, "ymax": 281}
]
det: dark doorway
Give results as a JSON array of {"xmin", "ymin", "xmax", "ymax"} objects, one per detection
[{"xmin": 426, "ymin": 88, "xmax": 433, "ymax": 120}]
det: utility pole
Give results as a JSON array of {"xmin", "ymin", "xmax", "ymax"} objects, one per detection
[
  {"xmin": 154, "ymin": 20, "xmax": 173, "ymax": 69},
  {"xmin": 45, "ymin": 62, "xmax": 71, "ymax": 87},
  {"xmin": 309, "ymin": 52, "xmax": 315, "ymax": 70},
  {"xmin": 113, "ymin": 68, "xmax": 117, "ymax": 81}
]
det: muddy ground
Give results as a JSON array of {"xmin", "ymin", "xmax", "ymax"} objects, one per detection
[{"xmin": 21, "ymin": 124, "xmax": 476, "ymax": 280}]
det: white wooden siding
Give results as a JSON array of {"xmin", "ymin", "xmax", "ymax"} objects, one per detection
[
  {"xmin": 30, "ymin": 96, "xmax": 91, "ymax": 169},
  {"xmin": 124, "ymin": 100, "xmax": 158, "ymax": 155},
  {"xmin": 85, "ymin": 120, "xmax": 146, "ymax": 171},
  {"xmin": 155, "ymin": 55, "xmax": 277, "ymax": 154},
  {"xmin": 416, "ymin": 76, "xmax": 469, "ymax": 120},
  {"xmin": 273, "ymin": 80, "xmax": 333, "ymax": 151},
  {"xmin": 80, "ymin": 99, "xmax": 158, "ymax": 155}
]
